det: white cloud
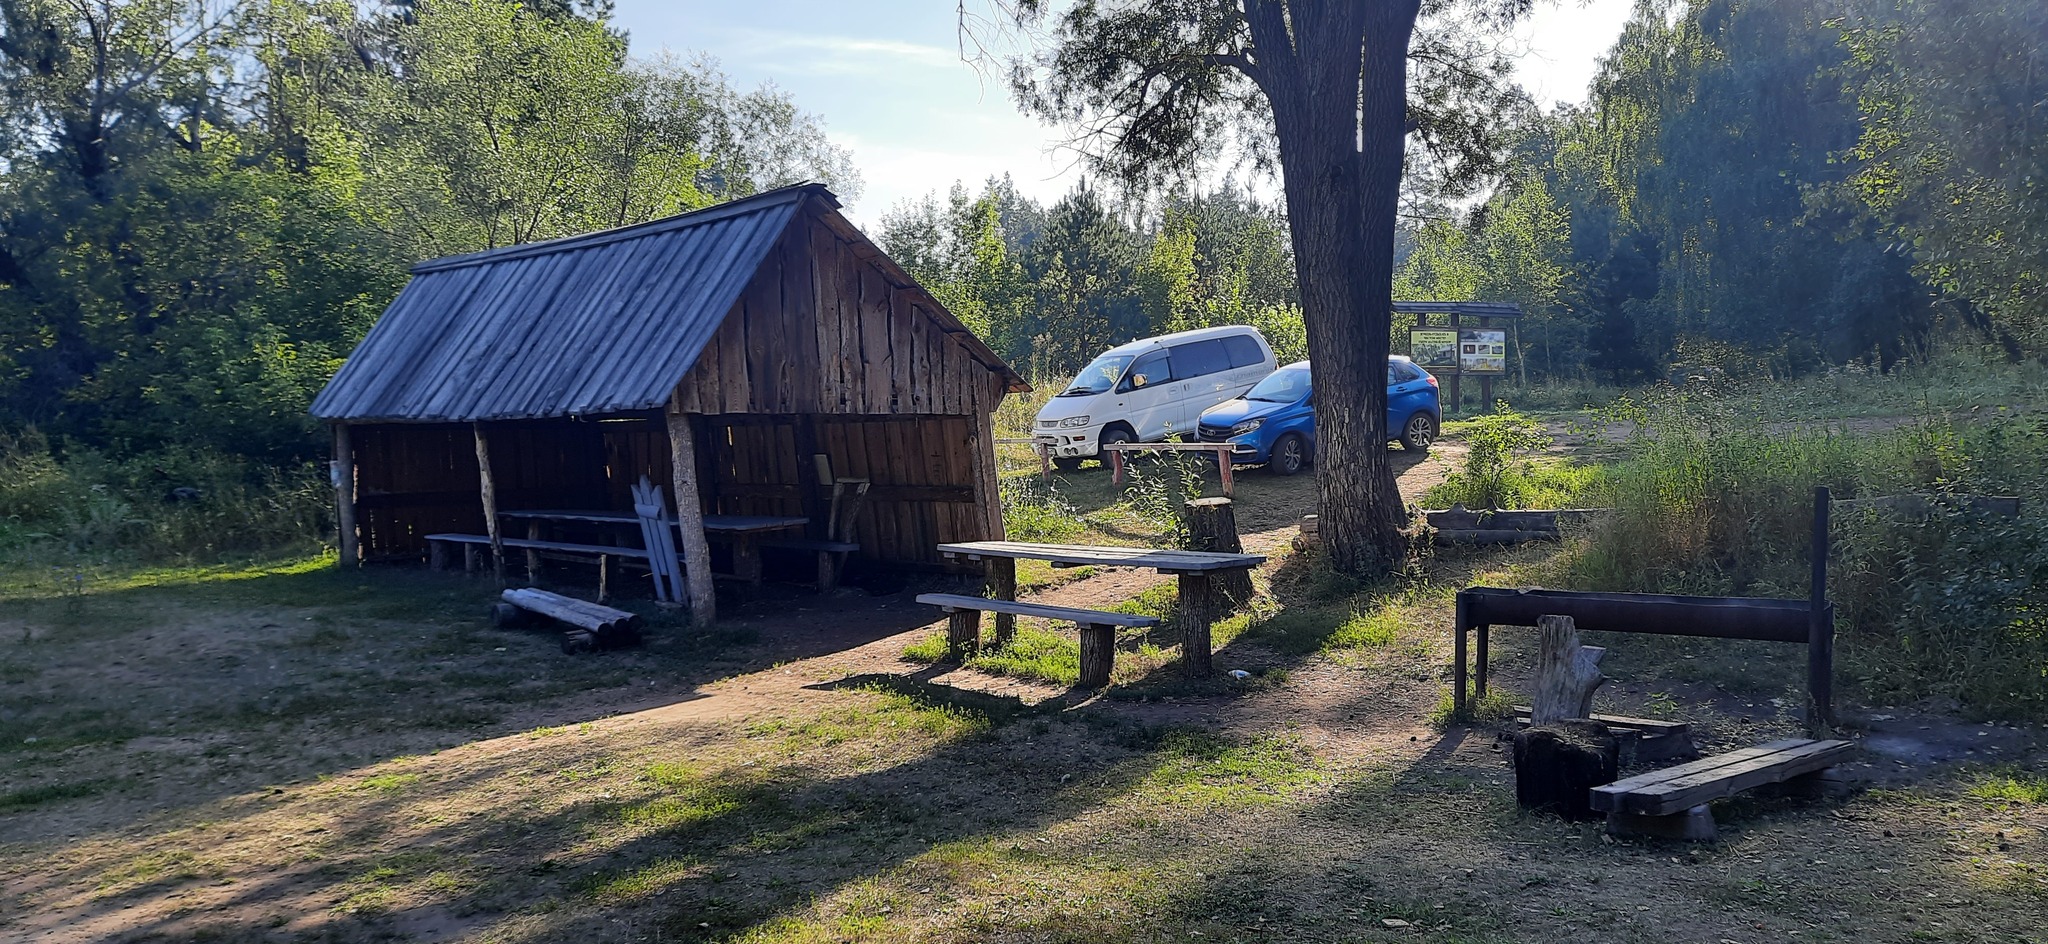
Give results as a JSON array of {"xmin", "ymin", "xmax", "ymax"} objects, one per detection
[{"xmin": 713, "ymin": 28, "xmax": 964, "ymax": 77}]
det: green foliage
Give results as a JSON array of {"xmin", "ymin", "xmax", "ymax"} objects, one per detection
[
  {"xmin": 1120, "ymin": 452, "xmax": 1208, "ymax": 548},
  {"xmin": 999, "ymin": 475, "xmax": 1082, "ymax": 543},
  {"xmin": 1546, "ymin": 391, "xmax": 2048, "ymax": 717},
  {"xmin": 1429, "ymin": 405, "xmax": 1556, "ymax": 510}
]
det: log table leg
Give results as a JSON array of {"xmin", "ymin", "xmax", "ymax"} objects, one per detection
[
  {"xmin": 946, "ymin": 608, "xmax": 982, "ymax": 662},
  {"xmin": 734, "ymin": 535, "xmax": 763, "ymax": 586},
  {"xmin": 1079, "ymin": 622, "xmax": 1115, "ymax": 687},
  {"xmin": 430, "ymin": 541, "xmax": 448, "ymax": 572},
  {"xmin": 987, "ymin": 557, "xmax": 1017, "ymax": 647},
  {"xmin": 525, "ymin": 520, "xmax": 542, "ymax": 584},
  {"xmin": 1178, "ymin": 571, "xmax": 1217, "ymax": 677}
]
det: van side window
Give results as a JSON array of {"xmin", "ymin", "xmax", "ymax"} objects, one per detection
[
  {"xmin": 1124, "ymin": 350, "xmax": 1173, "ymax": 390},
  {"xmin": 1222, "ymin": 335, "xmax": 1265, "ymax": 369},
  {"xmin": 1170, "ymin": 340, "xmax": 1231, "ymax": 378}
]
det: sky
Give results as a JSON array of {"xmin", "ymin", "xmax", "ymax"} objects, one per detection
[{"xmin": 609, "ymin": 1, "xmax": 1639, "ymax": 224}]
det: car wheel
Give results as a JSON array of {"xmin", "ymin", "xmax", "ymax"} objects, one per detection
[
  {"xmin": 1095, "ymin": 426, "xmax": 1134, "ymax": 467},
  {"xmin": 1270, "ymin": 434, "xmax": 1306, "ymax": 476},
  {"xmin": 1052, "ymin": 456, "xmax": 1084, "ymax": 473},
  {"xmin": 1400, "ymin": 412, "xmax": 1438, "ymax": 452}
]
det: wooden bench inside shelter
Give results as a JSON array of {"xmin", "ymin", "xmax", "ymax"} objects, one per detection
[
  {"xmin": 916, "ymin": 593, "xmax": 1161, "ymax": 688},
  {"xmin": 1591, "ymin": 737, "xmax": 1855, "ymax": 840},
  {"xmin": 426, "ymin": 533, "xmax": 651, "ymax": 575}
]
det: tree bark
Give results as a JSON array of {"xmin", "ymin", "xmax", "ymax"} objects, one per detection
[
  {"xmin": 473, "ymin": 423, "xmax": 504, "ymax": 588},
  {"xmin": 1248, "ymin": 0, "xmax": 1422, "ymax": 576},
  {"xmin": 666, "ymin": 410, "xmax": 717, "ymax": 626},
  {"xmin": 1530, "ymin": 614, "xmax": 1607, "ymax": 725}
]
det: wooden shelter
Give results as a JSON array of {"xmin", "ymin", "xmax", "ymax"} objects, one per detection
[{"xmin": 311, "ymin": 184, "xmax": 1028, "ymax": 619}]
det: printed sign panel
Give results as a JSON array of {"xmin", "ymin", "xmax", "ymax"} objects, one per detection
[
  {"xmin": 1459, "ymin": 328, "xmax": 1507, "ymax": 375},
  {"xmin": 1409, "ymin": 329, "xmax": 1459, "ymax": 371}
]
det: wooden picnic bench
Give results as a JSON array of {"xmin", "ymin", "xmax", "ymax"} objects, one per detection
[
  {"xmin": 916, "ymin": 593, "xmax": 1162, "ymax": 687},
  {"xmin": 1590, "ymin": 737, "xmax": 1856, "ymax": 839},
  {"xmin": 936, "ymin": 541, "xmax": 1264, "ymax": 677}
]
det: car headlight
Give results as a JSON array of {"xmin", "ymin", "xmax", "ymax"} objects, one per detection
[
  {"xmin": 1058, "ymin": 415, "xmax": 1091, "ymax": 428},
  {"xmin": 1231, "ymin": 419, "xmax": 1264, "ymax": 435}
]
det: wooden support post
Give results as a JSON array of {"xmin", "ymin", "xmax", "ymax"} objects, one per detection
[
  {"xmin": 986, "ymin": 556, "xmax": 1017, "ymax": 646},
  {"xmin": 667, "ymin": 410, "xmax": 717, "ymax": 626},
  {"xmin": 1809, "ymin": 485, "xmax": 1834, "ymax": 734},
  {"xmin": 1038, "ymin": 442, "xmax": 1051, "ymax": 482},
  {"xmin": 429, "ymin": 540, "xmax": 448, "ymax": 572},
  {"xmin": 1453, "ymin": 594, "xmax": 1470, "ymax": 715},
  {"xmin": 1184, "ymin": 498, "xmax": 1253, "ymax": 608},
  {"xmin": 525, "ymin": 520, "xmax": 542, "ymax": 584},
  {"xmin": 946, "ymin": 608, "xmax": 981, "ymax": 662},
  {"xmin": 473, "ymin": 423, "xmax": 505, "ymax": 588},
  {"xmin": 1177, "ymin": 571, "xmax": 1216, "ymax": 677},
  {"xmin": 332, "ymin": 424, "xmax": 359, "ymax": 567},
  {"xmin": 1110, "ymin": 446, "xmax": 1125, "ymax": 486},
  {"xmin": 1530, "ymin": 615, "xmax": 1606, "ymax": 725},
  {"xmin": 1217, "ymin": 448, "xmax": 1234, "ymax": 498},
  {"xmin": 1475, "ymin": 624, "xmax": 1491, "ymax": 698},
  {"xmin": 1078, "ymin": 622, "xmax": 1115, "ymax": 687}
]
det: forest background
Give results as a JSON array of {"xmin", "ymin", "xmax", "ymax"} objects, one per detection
[{"xmin": 0, "ymin": 0, "xmax": 2042, "ymax": 558}]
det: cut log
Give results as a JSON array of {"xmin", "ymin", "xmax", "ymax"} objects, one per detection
[
  {"xmin": 1513, "ymin": 719, "xmax": 1619, "ymax": 820},
  {"xmin": 1184, "ymin": 498, "xmax": 1253, "ymax": 608},
  {"xmin": 946, "ymin": 608, "xmax": 981, "ymax": 662},
  {"xmin": 1530, "ymin": 615, "xmax": 1606, "ymax": 725},
  {"xmin": 1078, "ymin": 623, "xmax": 1115, "ymax": 688},
  {"xmin": 501, "ymin": 588, "xmax": 641, "ymax": 643}
]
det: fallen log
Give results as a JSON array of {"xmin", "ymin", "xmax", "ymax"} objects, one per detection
[
  {"xmin": 1433, "ymin": 528, "xmax": 1560, "ymax": 545},
  {"xmin": 500, "ymin": 588, "xmax": 642, "ymax": 649}
]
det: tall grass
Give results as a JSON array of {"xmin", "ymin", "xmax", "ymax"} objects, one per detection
[
  {"xmin": 0, "ymin": 430, "xmax": 329, "ymax": 568},
  {"xmin": 1543, "ymin": 391, "xmax": 2048, "ymax": 717}
]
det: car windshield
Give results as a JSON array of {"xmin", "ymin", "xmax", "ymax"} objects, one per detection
[
  {"xmin": 1059, "ymin": 353, "xmax": 1136, "ymax": 396},
  {"xmin": 1246, "ymin": 368, "xmax": 1311, "ymax": 402}
]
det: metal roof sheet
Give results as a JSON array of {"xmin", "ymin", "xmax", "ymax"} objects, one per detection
[{"xmin": 311, "ymin": 185, "xmax": 819, "ymax": 423}]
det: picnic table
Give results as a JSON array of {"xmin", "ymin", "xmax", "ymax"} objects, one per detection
[
  {"xmin": 1100, "ymin": 441, "xmax": 1242, "ymax": 497},
  {"xmin": 499, "ymin": 509, "xmax": 806, "ymax": 585},
  {"xmin": 935, "ymin": 541, "xmax": 1265, "ymax": 676}
]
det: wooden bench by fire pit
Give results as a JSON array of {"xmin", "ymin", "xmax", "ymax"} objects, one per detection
[
  {"xmin": 915, "ymin": 593, "xmax": 1160, "ymax": 688},
  {"xmin": 1591, "ymin": 737, "xmax": 1855, "ymax": 840}
]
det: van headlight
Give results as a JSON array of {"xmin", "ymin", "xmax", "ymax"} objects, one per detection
[
  {"xmin": 1059, "ymin": 415, "xmax": 1091, "ymax": 428},
  {"xmin": 1231, "ymin": 419, "xmax": 1264, "ymax": 435}
]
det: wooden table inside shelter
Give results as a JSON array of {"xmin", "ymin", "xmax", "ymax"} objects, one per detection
[
  {"xmin": 936, "ymin": 541, "xmax": 1266, "ymax": 676},
  {"xmin": 499, "ymin": 510, "xmax": 807, "ymax": 585}
]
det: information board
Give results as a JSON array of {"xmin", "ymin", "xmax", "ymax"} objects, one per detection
[
  {"xmin": 1459, "ymin": 328, "xmax": 1507, "ymax": 375},
  {"xmin": 1408, "ymin": 329, "xmax": 1459, "ymax": 371}
]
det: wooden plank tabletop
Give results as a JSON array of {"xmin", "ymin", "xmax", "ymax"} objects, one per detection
[
  {"xmin": 701, "ymin": 515, "xmax": 809, "ymax": 533},
  {"xmin": 497, "ymin": 509, "xmax": 807, "ymax": 533},
  {"xmin": 1098, "ymin": 442, "xmax": 1237, "ymax": 452},
  {"xmin": 936, "ymin": 541, "xmax": 1264, "ymax": 572}
]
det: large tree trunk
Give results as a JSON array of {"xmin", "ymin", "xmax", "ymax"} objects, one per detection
[{"xmin": 1252, "ymin": 0, "xmax": 1421, "ymax": 575}]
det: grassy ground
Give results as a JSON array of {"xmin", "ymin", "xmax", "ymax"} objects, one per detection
[{"xmin": 5, "ymin": 361, "xmax": 2046, "ymax": 942}]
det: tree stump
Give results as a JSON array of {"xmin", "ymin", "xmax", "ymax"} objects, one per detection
[
  {"xmin": 1078, "ymin": 622, "xmax": 1115, "ymax": 687},
  {"xmin": 1530, "ymin": 614, "xmax": 1606, "ymax": 725},
  {"xmin": 1183, "ymin": 497, "xmax": 1253, "ymax": 607},
  {"xmin": 945, "ymin": 609, "xmax": 981, "ymax": 662},
  {"xmin": 1512, "ymin": 719, "xmax": 1619, "ymax": 819}
]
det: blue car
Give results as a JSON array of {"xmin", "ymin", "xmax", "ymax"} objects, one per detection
[{"xmin": 1195, "ymin": 356, "xmax": 1442, "ymax": 475}]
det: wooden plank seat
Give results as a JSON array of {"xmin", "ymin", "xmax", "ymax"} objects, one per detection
[
  {"xmin": 425, "ymin": 533, "xmax": 650, "ymax": 575},
  {"xmin": 1591, "ymin": 738, "xmax": 1855, "ymax": 840},
  {"xmin": 760, "ymin": 538, "xmax": 861, "ymax": 592},
  {"xmin": 915, "ymin": 592, "xmax": 1161, "ymax": 688}
]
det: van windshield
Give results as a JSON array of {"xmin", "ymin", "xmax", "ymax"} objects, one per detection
[
  {"xmin": 1059, "ymin": 353, "xmax": 1136, "ymax": 396},
  {"xmin": 1246, "ymin": 367, "xmax": 1311, "ymax": 402}
]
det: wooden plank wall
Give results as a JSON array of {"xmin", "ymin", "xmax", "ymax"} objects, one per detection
[
  {"xmin": 353, "ymin": 420, "xmax": 611, "ymax": 559},
  {"xmin": 700, "ymin": 414, "xmax": 992, "ymax": 566},
  {"xmin": 669, "ymin": 205, "xmax": 1009, "ymax": 419}
]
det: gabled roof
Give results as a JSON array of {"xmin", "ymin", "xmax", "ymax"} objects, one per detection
[{"xmin": 311, "ymin": 183, "xmax": 1020, "ymax": 423}]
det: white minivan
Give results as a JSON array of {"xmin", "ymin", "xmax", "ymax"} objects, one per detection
[{"xmin": 1033, "ymin": 325, "xmax": 1277, "ymax": 470}]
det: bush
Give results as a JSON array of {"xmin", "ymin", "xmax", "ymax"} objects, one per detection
[
  {"xmin": 1121, "ymin": 451, "xmax": 1208, "ymax": 547},
  {"xmin": 1426, "ymin": 404, "xmax": 1574, "ymax": 510},
  {"xmin": 0, "ymin": 430, "xmax": 330, "ymax": 565},
  {"xmin": 1000, "ymin": 475, "xmax": 1083, "ymax": 542},
  {"xmin": 1545, "ymin": 390, "xmax": 2048, "ymax": 717}
]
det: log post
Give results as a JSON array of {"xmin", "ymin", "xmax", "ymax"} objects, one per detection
[
  {"xmin": 473, "ymin": 423, "xmax": 505, "ymax": 588},
  {"xmin": 332, "ymin": 423, "xmax": 359, "ymax": 567},
  {"xmin": 1512, "ymin": 720, "xmax": 1618, "ymax": 820},
  {"xmin": 667, "ymin": 409, "xmax": 717, "ymax": 626},
  {"xmin": 946, "ymin": 608, "xmax": 981, "ymax": 662},
  {"xmin": 1530, "ymin": 614, "xmax": 1606, "ymax": 725},
  {"xmin": 1183, "ymin": 498, "xmax": 1252, "ymax": 607},
  {"xmin": 1809, "ymin": 485, "xmax": 1834, "ymax": 734},
  {"xmin": 1078, "ymin": 622, "xmax": 1115, "ymax": 687},
  {"xmin": 986, "ymin": 557, "xmax": 1017, "ymax": 646},
  {"xmin": 1177, "ymin": 571, "xmax": 1216, "ymax": 677}
]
